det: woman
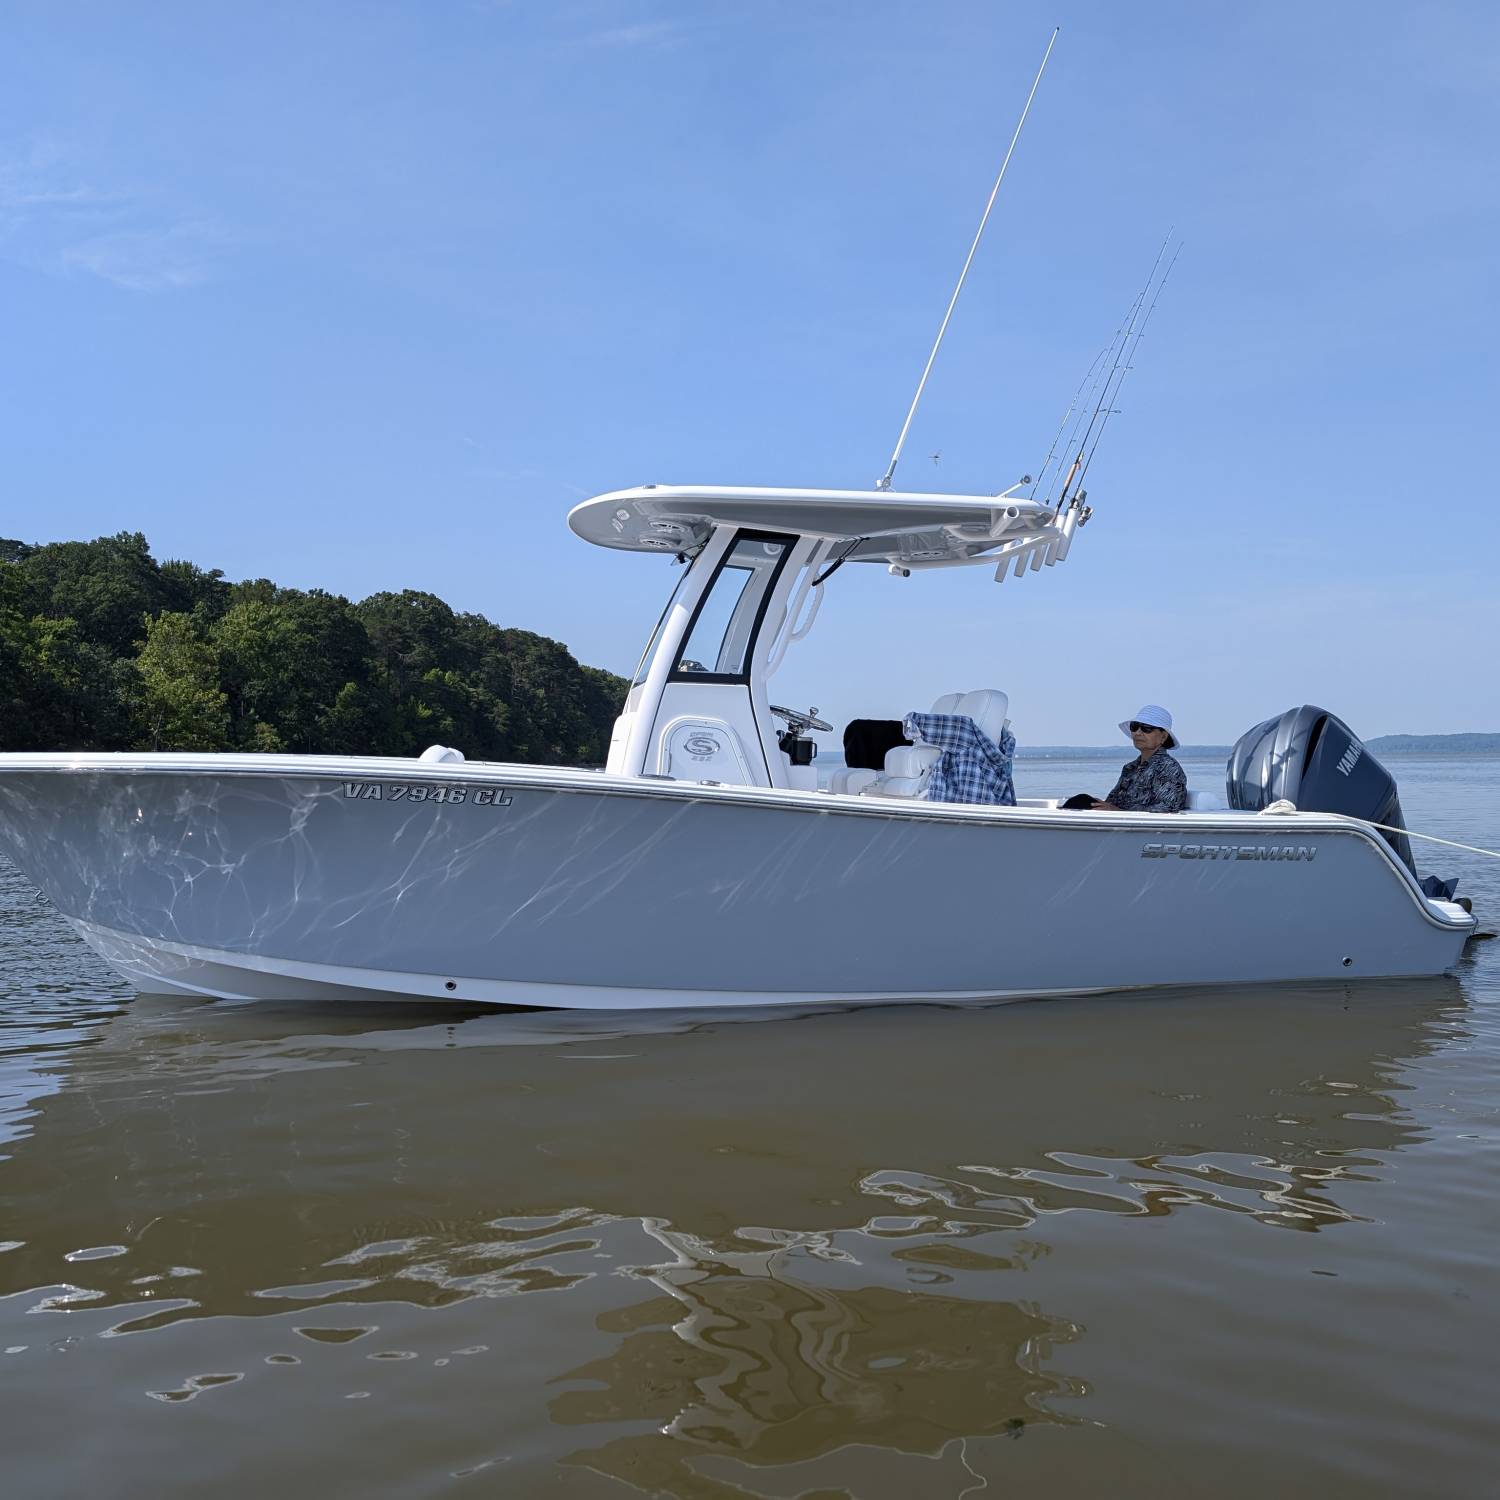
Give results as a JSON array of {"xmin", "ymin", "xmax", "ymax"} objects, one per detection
[{"xmin": 1065, "ymin": 704, "xmax": 1186, "ymax": 813}]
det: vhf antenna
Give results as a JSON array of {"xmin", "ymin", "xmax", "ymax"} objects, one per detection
[{"xmin": 875, "ymin": 28, "xmax": 1058, "ymax": 492}]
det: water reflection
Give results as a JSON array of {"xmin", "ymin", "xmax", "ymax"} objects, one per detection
[
  {"xmin": 551, "ymin": 1219, "xmax": 1083, "ymax": 1496},
  {"xmin": 0, "ymin": 975, "xmax": 1469, "ymax": 1495},
  {"xmin": 0, "ymin": 859, "xmax": 131, "ymax": 1153}
]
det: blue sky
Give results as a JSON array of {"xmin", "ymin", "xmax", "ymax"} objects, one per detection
[{"xmin": 3, "ymin": 1, "xmax": 1497, "ymax": 745}]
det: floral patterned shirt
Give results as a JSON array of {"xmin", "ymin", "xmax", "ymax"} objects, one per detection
[{"xmin": 1106, "ymin": 750, "xmax": 1187, "ymax": 813}]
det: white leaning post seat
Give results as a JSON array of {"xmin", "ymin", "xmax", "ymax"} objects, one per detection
[
  {"xmin": 864, "ymin": 689, "xmax": 1009, "ymax": 800},
  {"xmin": 1185, "ymin": 789, "xmax": 1225, "ymax": 811},
  {"xmin": 827, "ymin": 693, "xmax": 962, "ymax": 796},
  {"xmin": 829, "ymin": 766, "xmax": 879, "ymax": 795}
]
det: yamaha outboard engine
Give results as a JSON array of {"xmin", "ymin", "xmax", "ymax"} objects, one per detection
[{"xmin": 1226, "ymin": 705, "xmax": 1416, "ymax": 875}]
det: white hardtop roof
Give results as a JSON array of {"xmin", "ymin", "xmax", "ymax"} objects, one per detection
[{"xmin": 568, "ymin": 485, "xmax": 1062, "ymax": 566}]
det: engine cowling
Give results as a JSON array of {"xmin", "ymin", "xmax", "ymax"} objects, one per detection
[{"xmin": 1226, "ymin": 705, "xmax": 1415, "ymax": 874}]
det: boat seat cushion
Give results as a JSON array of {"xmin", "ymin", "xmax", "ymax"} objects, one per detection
[
  {"xmin": 954, "ymin": 689, "xmax": 1009, "ymax": 746},
  {"xmin": 883, "ymin": 745, "xmax": 942, "ymax": 779},
  {"xmin": 842, "ymin": 718, "xmax": 911, "ymax": 770},
  {"xmin": 866, "ymin": 774, "xmax": 928, "ymax": 799},
  {"xmin": 862, "ymin": 745, "xmax": 940, "ymax": 799},
  {"xmin": 860, "ymin": 690, "xmax": 1008, "ymax": 799}
]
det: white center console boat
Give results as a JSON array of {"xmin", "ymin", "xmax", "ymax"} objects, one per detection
[{"xmin": 0, "ymin": 482, "xmax": 1476, "ymax": 1008}]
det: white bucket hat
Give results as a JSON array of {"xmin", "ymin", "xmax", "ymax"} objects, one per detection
[{"xmin": 1120, "ymin": 704, "xmax": 1177, "ymax": 750}]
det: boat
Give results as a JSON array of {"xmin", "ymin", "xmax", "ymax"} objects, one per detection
[
  {"xmin": 0, "ymin": 32, "xmax": 1474, "ymax": 1008},
  {"xmin": 0, "ymin": 479, "xmax": 1476, "ymax": 1007}
]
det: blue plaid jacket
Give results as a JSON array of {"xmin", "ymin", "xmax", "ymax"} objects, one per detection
[{"xmin": 903, "ymin": 712, "xmax": 1017, "ymax": 806}]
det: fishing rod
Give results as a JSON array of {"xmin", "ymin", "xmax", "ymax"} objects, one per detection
[
  {"xmin": 1043, "ymin": 275, "xmax": 1155, "ymax": 505},
  {"xmin": 1054, "ymin": 231, "xmax": 1173, "ymax": 511},
  {"xmin": 876, "ymin": 28, "xmax": 1058, "ymax": 492},
  {"xmin": 1029, "ymin": 342, "xmax": 1109, "ymax": 500},
  {"xmin": 1073, "ymin": 240, "xmax": 1182, "ymax": 496},
  {"xmin": 1042, "ymin": 300, "xmax": 1141, "ymax": 506}
]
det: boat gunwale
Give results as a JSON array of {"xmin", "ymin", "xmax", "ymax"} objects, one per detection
[{"xmin": 0, "ymin": 752, "xmax": 1474, "ymax": 935}]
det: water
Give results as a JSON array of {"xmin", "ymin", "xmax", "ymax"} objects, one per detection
[{"xmin": 2, "ymin": 757, "xmax": 1498, "ymax": 1498}]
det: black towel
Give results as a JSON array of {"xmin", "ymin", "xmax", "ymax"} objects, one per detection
[{"xmin": 843, "ymin": 718, "xmax": 912, "ymax": 770}]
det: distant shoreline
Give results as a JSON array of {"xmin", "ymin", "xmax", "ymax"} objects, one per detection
[
  {"xmin": 1008, "ymin": 744, "xmax": 1500, "ymax": 760},
  {"xmin": 992, "ymin": 732, "xmax": 1500, "ymax": 759},
  {"xmin": 824, "ymin": 739, "xmax": 1500, "ymax": 764}
]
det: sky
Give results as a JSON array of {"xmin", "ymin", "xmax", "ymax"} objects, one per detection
[{"xmin": 2, "ymin": 0, "xmax": 1497, "ymax": 746}]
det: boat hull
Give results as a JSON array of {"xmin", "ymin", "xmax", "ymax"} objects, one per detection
[{"xmin": 0, "ymin": 754, "xmax": 1474, "ymax": 1008}]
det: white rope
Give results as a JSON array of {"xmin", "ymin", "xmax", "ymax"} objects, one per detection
[{"xmin": 1359, "ymin": 820, "xmax": 1500, "ymax": 862}]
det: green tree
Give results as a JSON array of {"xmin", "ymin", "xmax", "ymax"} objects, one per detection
[
  {"xmin": 0, "ymin": 566, "xmax": 28, "ymax": 742},
  {"xmin": 579, "ymin": 664, "xmax": 628, "ymax": 759},
  {"xmin": 249, "ymin": 720, "xmax": 284, "ymax": 752},
  {"xmin": 212, "ymin": 589, "xmax": 376, "ymax": 750},
  {"xmin": 159, "ymin": 558, "xmax": 231, "ymax": 622},
  {"xmin": 12, "ymin": 615, "xmax": 135, "ymax": 750},
  {"xmin": 211, "ymin": 598, "xmax": 300, "ymax": 748},
  {"xmin": 319, "ymin": 679, "xmax": 393, "ymax": 754},
  {"xmin": 355, "ymin": 591, "xmax": 460, "ymax": 694},
  {"xmin": 13, "ymin": 533, "xmax": 172, "ymax": 655},
  {"xmin": 133, "ymin": 612, "xmax": 229, "ymax": 751},
  {"xmin": 3, "ymin": 531, "xmax": 625, "ymax": 764},
  {"xmin": 497, "ymin": 628, "xmax": 622, "ymax": 763}
]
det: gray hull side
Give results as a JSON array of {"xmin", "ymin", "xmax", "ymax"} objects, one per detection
[{"xmin": 0, "ymin": 763, "xmax": 1470, "ymax": 1005}]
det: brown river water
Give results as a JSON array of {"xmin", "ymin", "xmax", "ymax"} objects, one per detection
[{"xmin": 2, "ymin": 756, "xmax": 1498, "ymax": 1498}]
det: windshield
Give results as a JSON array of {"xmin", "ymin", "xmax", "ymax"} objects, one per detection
[
  {"xmin": 631, "ymin": 558, "xmax": 697, "ymax": 687},
  {"xmin": 672, "ymin": 533, "xmax": 793, "ymax": 680}
]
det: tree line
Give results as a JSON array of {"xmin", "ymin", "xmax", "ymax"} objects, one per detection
[{"xmin": 0, "ymin": 532, "xmax": 628, "ymax": 764}]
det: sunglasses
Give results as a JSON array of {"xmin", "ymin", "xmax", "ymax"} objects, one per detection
[{"xmin": 1129, "ymin": 721, "xmax": 1166, "ymax": 734}]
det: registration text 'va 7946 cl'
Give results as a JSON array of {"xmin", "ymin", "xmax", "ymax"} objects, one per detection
[{"xmin": 342, "ymin": 782, "xmax": 513, "ymax": 807}]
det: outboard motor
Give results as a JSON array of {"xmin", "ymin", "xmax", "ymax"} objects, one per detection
[{"xmin": 1226, "ymin": 705, "xmax": 1416, "ymax": 875}]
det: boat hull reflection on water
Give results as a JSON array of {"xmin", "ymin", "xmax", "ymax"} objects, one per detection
[
  {"xmin": 0, "ymin": 753, "xmax": 1473, "ymax": 1007},
  {"xmin": 0, "ymin": 977, "xmax": 1475, "ymax": 1497}
]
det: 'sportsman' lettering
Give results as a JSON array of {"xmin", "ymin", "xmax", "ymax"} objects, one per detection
[{"xmin": 1141, "ymin": 842, "xmax": 1316, "ymax": 862}]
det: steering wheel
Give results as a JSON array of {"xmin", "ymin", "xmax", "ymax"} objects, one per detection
[{"xmin": 770, "ymin": 704, "xmax": 832, "ymax": 733}]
